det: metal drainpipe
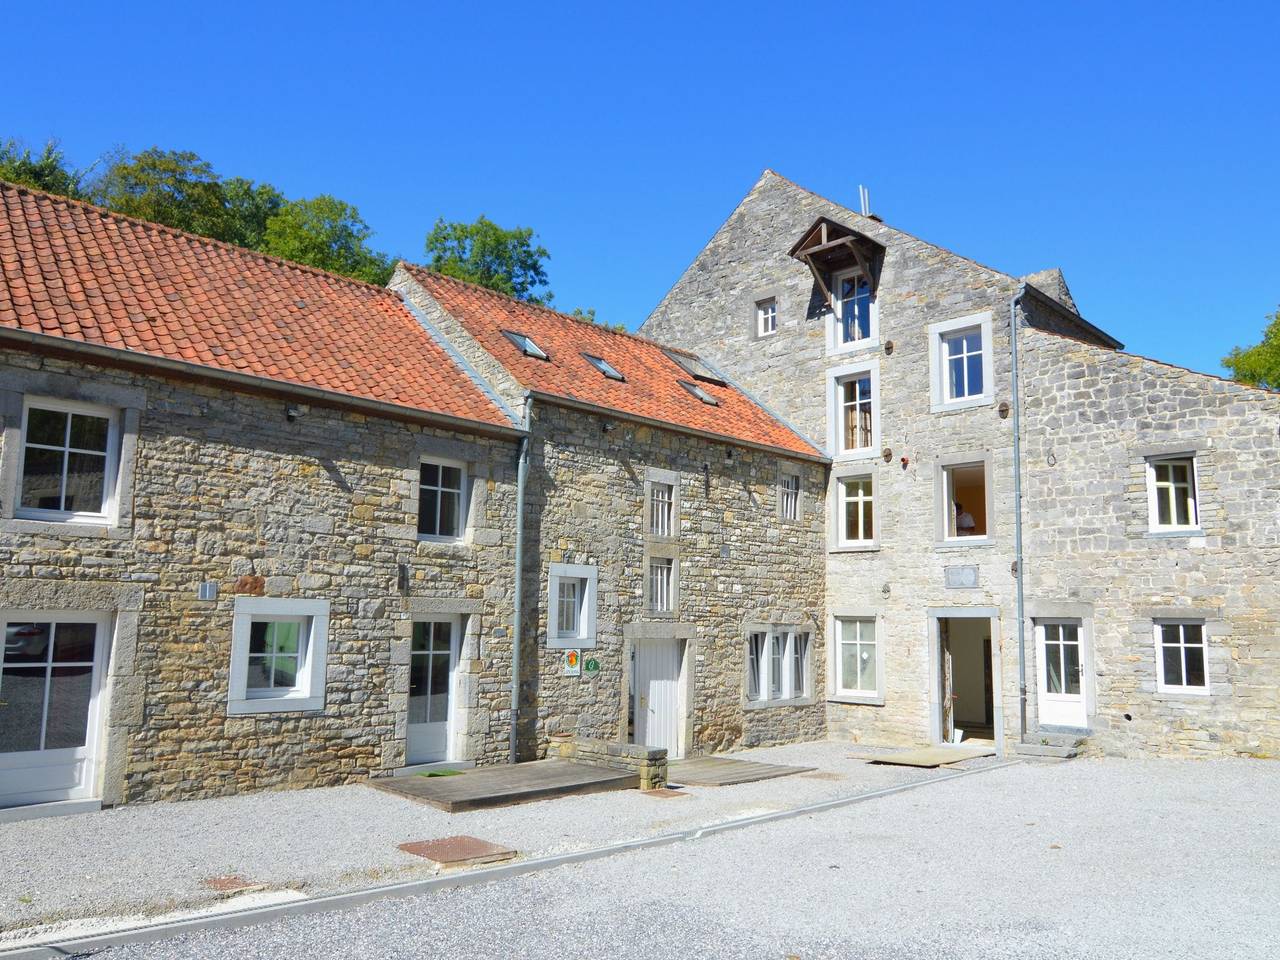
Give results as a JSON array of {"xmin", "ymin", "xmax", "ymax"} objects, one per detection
[
  {"xmin": 509, "ymin": 393, "xmax": 533, "ymax": 764},
  {"xmin": 1009, "ymin": 284, "xmax": 1029, "ymax": 745}
]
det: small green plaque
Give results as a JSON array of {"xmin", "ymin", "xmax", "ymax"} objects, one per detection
[{"xmin": 583, "ymin": 657, "xmax": 601, "ymax": 676}]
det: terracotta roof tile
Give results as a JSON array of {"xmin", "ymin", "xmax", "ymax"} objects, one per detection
[
  {"xmin": 404, "ymin": 266, "xmax": 822, "ymax": 459},
  {"xmin": 0, "ymin": 182, "xmax": 512, "ymax": 430}
]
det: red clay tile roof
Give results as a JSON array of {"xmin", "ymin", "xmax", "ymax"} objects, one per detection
[
  {"xmin": 0, "ymin": 182, "xmax": 513, "ymax": 430},
  {"xmin": 403, "ymin": 266, "xmax": 824, "ymax": 459}
]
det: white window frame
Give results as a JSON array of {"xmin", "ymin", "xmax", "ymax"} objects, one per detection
[
  {"xmin": 1146, "ymin": 456, "xmax": 1201, "ymax": 533},
  {"xmin": 826, "ymin": 359, "xmax": 880, "ymax": 461},
  {"xmin": 940, "ymin": 459, "xmax": 991, "ymax": 545},
  {"xmin": 417, "ymin": 457, "xmax": 468, "ymax": 542},
  {"xmin": 756, "ymin": 298, "xmax": 778, "ymax": 338},
  {"xmin": 827, "ymin": 267, "xmax": 879, "ymax": 355},
  {"xmin": 831, "ymin": 615, "xmax": 881, "ymax": 700},
  {"xmin": 778, "ymin": 469, "xmax": 801, "ymax": 522},
  {"xmin": 928, "ymin": 312, "xmax": 994, "ymax": 412},
  {"xmin": 1154, "ymin": 620, "xmax": 1210, "ymax": 695},
  {"xmin": 547, "ymin": 563, "xmax": 597, "ymax": 649},
  {"xmin": 228, "ymin": 598, "xmax": 330, "ymax": 715},
  {"xmin": 649, "ymin": 481, "xmax": 675, "ymax": 537},
  {"xmin": 745, "ymin": 628, "xmax": 810, "ymax": 705},
  {"xmin": 15, "ymin": 397, "xmax": 121, "ymax": 525},
  {"xmin": 835, "ymin": 473, "xmax": 876, "ymax": 548},
  {"xmin": 647, "ymin": 557, "xmax": 674, "ymax": 614}
]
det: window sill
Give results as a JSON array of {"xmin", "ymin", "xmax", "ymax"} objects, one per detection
[
  {"xmin": 830, "ymin": 543, "xmax": 879, "ymax": 554},
  {"xmin": 744, "ymin": 696, "xmax": 816, "ymax": 711},
  {"xmin": 228, "ymin": 694, "xmax": 325, "ymax": 715},
  {"xmin": 1144, "ymin": 528, "xmax": 1205, "ymax": 539},
  {"xmin": 546, "ymin": 635, "xmax": 597, "ymax": 650},
  {"xmin": 935, "ymin": 537, "xmax": 993, "ymax": 550},
  {"xmin": 0, "ymin": 517, "xmax": 127, "ymax": 540},
  {"xmin": 827, "ymin": 338, "xmax": 880, "ymax": 358},
  {"xmin": 831, "ymin": 449, "xmax": 878, "ymax": 464},
  {"xmin": 827, "ymin": 694, "xmax": 885, "ymax": 707},
  {"xmin": 1153, "ymin": 688, "xmax": 1212, "ymax": 699},
  {"xmin": 930, "ymin": 395, "xmax": 993, "ymax": 414}
]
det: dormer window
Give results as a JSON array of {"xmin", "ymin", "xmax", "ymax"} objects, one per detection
[
  {"xmin": 502, "ymin": 330, "xmax": 548, "ymax": 360},
  {"xmin": 665, "ymin": 350, "xmax": 727, "ymax": 386},
  {"xmin": 678, "ymin": 380, "xmax": 719, "ymax": 406},
  {"xmin": 583, "ymin": 353, "xmax": 625, "ymax": 381}
]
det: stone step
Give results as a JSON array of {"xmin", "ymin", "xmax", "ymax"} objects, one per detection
[
  {"xmin": 1033, "ymin": 728, "xmax": 1089, "ymax": 748},
  {"xmin": 1013, "ymin": 742, "xmax": 1080, "ymax": 760}
]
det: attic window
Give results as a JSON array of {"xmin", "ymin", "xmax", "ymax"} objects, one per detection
[
  {"xmin": 502, "ymin": 330, "xmax": 548, "ymax": 360},
  {"xmin": 664, "ymin": 350, "xmax": 727, "ymax": 386},
  {"xmin": 678, "ymin": 380, "xmax": 719, "ymax": 406},
  {"xmin": 583, "ymin": 353, "xmax": 625, "ymax": 382}
]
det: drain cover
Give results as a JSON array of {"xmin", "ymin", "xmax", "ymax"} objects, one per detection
[{"xmin": 397, "ymin": 835, "xmax": 517, "ymax": 867}]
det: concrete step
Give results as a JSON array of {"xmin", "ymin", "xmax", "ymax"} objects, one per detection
[
  {"xmin": 1033, "ymin": 728, "xmax": 1089, "ymax": 749},
  {"xmin": 1013, "ymin": 742, "xmax": 1079, "ymax": 759}
]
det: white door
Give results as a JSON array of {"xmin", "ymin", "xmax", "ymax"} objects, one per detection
[
  {"xmin": 407, "ymin": 618, "xmax": 458, "ymax": 764},
  {"xmin": 1036, "ymin": 621, "xmax": 1087, "ymax": 729},
  {"xmin": 633, "ymin": 638, "xmax": 682, "ymax": 757},
  {"xmin": 0, "ymin": 611, "xmax": 109, "ymax": 808}
]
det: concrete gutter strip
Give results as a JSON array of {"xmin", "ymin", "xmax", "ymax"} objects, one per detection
[{"xmin": 0, "ymin": 759, "xmax": 1019, "ymax": 959}]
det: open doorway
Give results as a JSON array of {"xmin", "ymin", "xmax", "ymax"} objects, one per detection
[{"xmin": 938, "ymin": 616, "xmax": 994, "ymax": 744}]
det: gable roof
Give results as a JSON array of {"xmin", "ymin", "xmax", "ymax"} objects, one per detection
[
  {"xmin": 0, "ymin": 182, "xmax": 514, "ymax": 431},
  {"xmin": 401, "ymin": 266, "xmax": 825, "ymax": 461}
]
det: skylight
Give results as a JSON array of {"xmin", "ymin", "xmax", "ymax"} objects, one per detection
[
  {"xmin": 583, "ymin": 353, "xmax": 625, "ymax": 382},
  {"xmin": 678, "ymin": 380, "xmax": 719, "ymax": 406},
  {"xmin": 664, "ymin": 349, "xmax": 727, "ymax": 386},
  {"xmin": 502, "ymin": 329, "xmax": 549, "ymax": 360}
]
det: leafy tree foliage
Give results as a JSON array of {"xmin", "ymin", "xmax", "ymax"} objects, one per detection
[
  {"xmin": 90, "ymin": 148, "xmax": 231, "ymax": 239},
  {"xmin": 262, "ymin": 196, "xmax": 393, "ymax": 285},
  {"xmin": 424, "ymin": 216, "xmax": 552, "ymax": 305},
  {"xmin": 222, "ymin": 177, "xmax": 285, "ymax": 250},
  {"xmin": 1223, "ymin": 307, "xmax": 1280, "ymax": 390},
  {"xmin": 0, "ymin": 139, "xmax": 87, "ymax": 197}
]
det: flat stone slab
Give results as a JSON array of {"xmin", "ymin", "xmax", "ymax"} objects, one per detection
[
  {"xmin": 201, "ymin": 875, "xmax": 261, "ymax": 894},
  {"xmin": 867, "ymin": 746, "xmax": 996, "ymax": 768},
  {"xmin": 668, "ymin": 757, "xmax": 815, "ymax": 787},
  {"xmin": 397, "ymin": 835, "xmax": 516, "ymax": 867},
  {"xmin": 641, "ymin": 787, "xmax": 690, "ymax": 799},
  {"xmin": 371, "ymin": 759, "xmax": 639, "ymax": 812}
]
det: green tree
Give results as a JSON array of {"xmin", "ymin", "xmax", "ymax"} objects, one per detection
[
  {"xmin": 90, "ymin": 147, "xmax": 231, "ymax": 239},
  {"xmin": 424, "ymin": 215, "xmax": 552, "ymax": 304},
  {"xmin": 262, "ymin": 195, "xmax": 393, "ymax": 285},
  {"xmin": 222, "ymin": 177, "xmax": 285, "ymax": 250},
  {"xmin": 0, "ymin": 139, "xmax": 86, "ymax": 197},
  {"xmin": 1223, "ymin": 307, "xmax": 1280, "ymax": 390}
]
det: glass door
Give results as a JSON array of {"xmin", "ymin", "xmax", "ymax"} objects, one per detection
[
  {"xmin": 1036, "ymin": 621, "xmax": 1087, "ymax": 728},
  {"xmin": 406, "ymin": 619, "xmax": 457, "ymax": 764}
]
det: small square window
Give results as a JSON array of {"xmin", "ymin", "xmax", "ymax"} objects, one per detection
[
  {"xmin": 756, "ymin": 298, "xmax": 778, "ymax": 337},
  {"xmin": 838, "ymin": 476, "xmax": 874, "ymax": 545},
  {"xmin": 17, "ymin": 399, "xmax": 120, "ymax": 524},
  {"xmin": 229, "ymin": 599, "xmax": 330, "ymax": 714},
  {"xmin": 418, "ymin": 460, "xmax": 466, "ymax": 539},
  {"xmin": 1155, "ymin": 622, "xmax": 1208, "ymax": 694},
  {"xmin": 928, "ymin": 313, "xmax": 994, "ymax": 411},
  {"xmin": 943, "ymin": 462, "xmax": 987, "ymax": 540},
  {"xmin": 548, "ymin": 563, "xmax": 597, "ymax": 648},
  {"xmin": 746, "ymin": 629, "xmax": 810, "ymax": 704},
  {"xmin": 648, "ymin": 558, "xmax": 674, "ymax": 613},
  {"xmin": 942, "ymin": 328, "xmax": 984, "ymax": 401},
  {"xmin": 1147, "ymin": 456, "xmax": 1199, "ymax": 532},
  {"xmin": 779, "ymin": 472, "xmax": 801, "ymax": 521},
  {"xmin": 502, "ymin": 329, "xmax": 549, "ymax": 360}
]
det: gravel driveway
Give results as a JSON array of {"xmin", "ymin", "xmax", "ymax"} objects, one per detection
[
  {"xmin": 101, "ymin": 756, "xmax": 1280, "ymax": 960},
  {"xmin": 0, "ymin": 741, "xmax": 996, "ymax": 932}
]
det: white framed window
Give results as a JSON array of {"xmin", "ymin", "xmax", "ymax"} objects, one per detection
[
  {"xmin": 418, "ymin": 459, "xmax": 466, "ymax": 540},
  {"xmin": 827, "ymin": 268, "xmax": 877, "ymax": 354},
  {"xmin": 228, "ymin": 598, "xmax": 330, "ymax": 714},
  {"xmin": 942, "ymin": 461, "xmax": 988, "ymax": 541},
  {"xmin": 826, "ymin": 360, "xmax": 879, "ymax": 459},
  {"xmin": 1155, "ymin": 621, "xmax": 1208, "ymax": 694},
  {"xmin": 746, "ymin": 629, "xmax": 810, "ymax": 704},
  {"xmin": 834, "ymin": 617, "xmax": 878, "ymax": 698},
  {"xmin": 837, "ymin": 475, "xmax": 875, "ymax": 546},
  {"xmin": 16, "ymin": 398, "xmax": 120, "ymax": 524},
  {"xmin": 649, "ymin": 482, "xmax": 674, "ymax": 537},
  {"xmin": 548, "ymin": 563, "xmax": 597, "ymax": 648},
  {"xmin": 928, "ymin": 312, "xmax": 994, "ymax": 411},
  {"xmin": 1146, "ymin": 456, "xmax": 1199, "ymax": 532},
  {"xmin": 756, "ymin": 298, "xmax": 778, "ymax": 337},
  {"xmin": 648, "ymin": 558, "xmax": 674, "ymax": 613},
  {"xmin": 779, "ymin": 471, "xmax": 801, "ymax": 521}
]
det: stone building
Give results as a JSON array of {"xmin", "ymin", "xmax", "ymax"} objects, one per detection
[{"xmin": 643, "ymin": 169, "xmax": 1280, "ymax": 760}]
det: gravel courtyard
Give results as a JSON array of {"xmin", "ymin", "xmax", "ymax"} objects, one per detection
[{"xmin": 96, "ymin": 756, "xmax": 1280, "ymax": 959}]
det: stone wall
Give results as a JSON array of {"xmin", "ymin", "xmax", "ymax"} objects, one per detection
[
  {"xmin": 0, "ymin": 347, "xmax": 520, "ymax": 805},
  {"xmin": 551, "ymin": 735, "xmax": 667, "ymax": 789}
]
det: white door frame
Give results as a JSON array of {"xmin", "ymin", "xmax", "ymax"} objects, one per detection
[
  {"xmin": 926, "ymin": 608, "xmax": 1003, "ymax": 751},
  {"xmin": 406, "ymin": 615, "xmax": 460, "ymax": 765},
  {"xmin": 1034, "ymin": 619, "xmax": 1089, "ymax": 729},
  {"xmin": 0, "ymin": 609, "xmax": 112, "ymax": 808}
]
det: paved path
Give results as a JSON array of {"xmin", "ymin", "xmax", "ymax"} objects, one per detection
[{"xmin": 86, "ymin": 757, "xmax": 1280, "ymax": 959}]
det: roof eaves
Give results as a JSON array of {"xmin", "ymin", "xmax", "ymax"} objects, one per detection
[{"xmin": 1022, "ymin": 283, "xmax": 1124, "ymax": 350}]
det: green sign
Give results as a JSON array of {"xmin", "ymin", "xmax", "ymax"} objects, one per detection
[{"xmin": 583, "ymin": 657, "xmax": 601, "ymax": 676}]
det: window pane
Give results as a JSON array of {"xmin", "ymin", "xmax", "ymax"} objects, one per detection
[
  {"xmin": 249, "ymin": 621, "xmax": 270, "ymax": 655},
  {"xmin": 438, "ymin": 491, "xmax": 460, "ymax": 537},
  {"xmin": 4, "ymin": 622, "xmax": 51, "ymax": 664},
  {"xmin": 26, "ymin": 408, "xmax": 67, "ymax": 446},
  {"xmin": 858, "ymin": 642, "xmax": 877, "ymax": 692},
  {"xmin": 269, "ymin": 621, "xmax": 300, "ymax": 656},
  {"xmin": 20, "ymin": 447, "xmax": 64, "ymax": 510},
  {"xmin": 747, "ymin": 634, "xmax": 762, "ymax": 700},
  {"xmin": 441, "ymin": 466, "xmax": 462, "ymax": 492},
  {"xmin": 862, "ymin": 499, "xmax": 874, "ymax": 540},
  {"xmin": 428, "ymin": 651, "xmax": 450, "ymax": 722},
  {"xmin": 1160, "ymin": 623, "xmax": 1182, "ymax": 646},
  {"xmin": 792, "ymin": 634, "xmax": 807, "ymax": 694},
  {"xmin": 245, "ymin": 656, "xmax": 272, "ymax": 689},
  {"xmin": 418, "ymin": 487, "xmax": 439, "ymax": 536},
  {"xmin": 411, "ymin": 621, "xmax": 430, "ymax": 653},
  {"xmin": 419, "ymin": 462, "xmax": 439, "ymax": 487},
  {"xmin": 53, "ymin": 622, "xmax": 96, "ymax": 663},
  {"xmin": 63, "ymin": 452, "xmax": 107, "ymax": 513},
  {"xmin": 1184, "ymin": 644, "xmax": 1206, "ymax": 687},
  {"xmin": 432, "ymin": 621, "xmax": 453, "ymax": 653},
  {"xmin": 408, "ymin": 653, "xmax": 430, "ymax": 723},
  {"xmin": 966, "ymin": 353, "xmax": 983, "ymax": 396},
  {"xmin": 270, "ymin": 655, "xmax": 298, "ymax": 688},
  {"xmin": 1045, "ymin": 642, "xmax": 1064, "ymax": 694},
  {"xmin": 948, "ymin": 355, "xmax": 965, "ymax": 399},
  {"xmin": 69, "ymin": 413, "xmax": 110, "ymax": 452},
  {"xmin": 1174, "ymin": 489, "xmax": 1191, "ymax": 526},
  {"xmin": 0, "ymin": 666, "xmax": 46, "ymax": 751},
  {"xmin": 1063, "ymin": 640, "xmax": 1081, "ymax": 696},
  {"xmin": 840, "ymin": 643, "xmax": 857, "ymax": 690},
  {"xmin": 1167, "ymin": 462, "xmax": 1188, "ymax": 485},
  {"xmin": 1161, "ymin": 643, "xmax": 1183, "ymax": 687},
  {"xmin": 1156, "ymin": 488, "xmax": 1172, "ymax": 526},
  {"xmin": 769, "ymin": 635, "xmax": 784, "ymax": 698},
  {"xmin": 44, "ymin": 664, "xmax": 94, "ymax": 749}
]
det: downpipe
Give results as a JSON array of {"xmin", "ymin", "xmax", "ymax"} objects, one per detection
[
  {"xmin": 509, "ymin": 393, "xmax": 533, "ymax": 763},
  {"xmin": 1009, "ymin": 285, "xmax": 1029, "ymax": 745}
]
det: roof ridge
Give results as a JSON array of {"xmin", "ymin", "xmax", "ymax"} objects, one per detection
[
  {"xmin": 0, "ymin": 179, "xmax": 397, "ymax": 299},
  {"xmin": 401, "ymin": 263, "xmax": 702, "ymax": 355}
]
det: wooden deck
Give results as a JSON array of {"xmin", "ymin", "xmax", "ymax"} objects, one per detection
[
  {"xmin": 370, "ymin": 760, "xmax": 639, "ymax": 812},
  {"xmin": 668, "ymin": 756, "xmax": 815, "ymax": 787}
]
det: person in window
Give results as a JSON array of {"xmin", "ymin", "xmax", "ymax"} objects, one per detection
[{"xmin": 954, "ymin": 500, "xmax": 976, "ymax": 536}]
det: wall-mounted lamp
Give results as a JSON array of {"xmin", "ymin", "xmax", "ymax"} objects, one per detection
[
  {"xmin": 881, "ymin": 447, "xmax": 893, "ymax": 463},
  {"xmin": 286, "ymin": 404, "xmax": 308, "ymax": 422},
  {"xmin": 900, "ymin": 456, "xmax": 910, "ymax": 470}
]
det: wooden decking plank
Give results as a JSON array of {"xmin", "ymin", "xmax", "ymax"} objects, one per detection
[{"xmin": 370, "ymin": 760, "xmax": 639, "ymax": 812}]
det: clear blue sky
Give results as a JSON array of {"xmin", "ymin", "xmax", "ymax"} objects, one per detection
[{"xmin": 5, "ymin": 1, "xmax": 1277, "ymax": 374}]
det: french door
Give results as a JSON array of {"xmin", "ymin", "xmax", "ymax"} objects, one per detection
[
  {"xmin": 0, "ymin": 611, "xmax": 109, "ymax": 808},
  {"xmin": 407, "ymin": 618, "xmax": 459, "ymax": 764},
  {"xmin": 1036, "ymin": 621, "xmax": 1087, "ymax": 729}
]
